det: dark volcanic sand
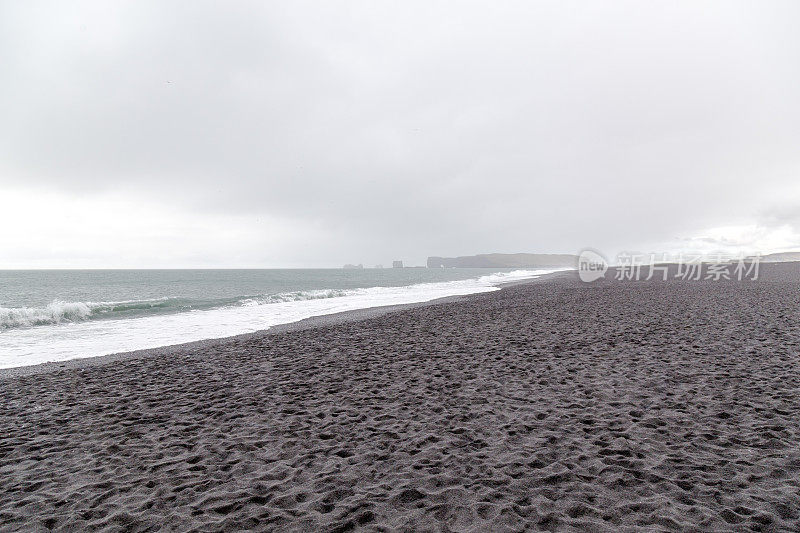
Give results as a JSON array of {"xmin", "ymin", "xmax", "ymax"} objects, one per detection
[{"xmin": 2, "ymin": 266, "xmax": 800, "ymax": 531}]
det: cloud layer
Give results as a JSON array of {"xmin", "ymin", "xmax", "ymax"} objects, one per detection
[{"xmin": 2, "ymin": 1, "xmax": 799, "ymax": 267}]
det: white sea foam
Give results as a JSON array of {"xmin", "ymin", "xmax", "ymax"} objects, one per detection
[
  {"xmin": 241, "ymin": 289, "xmax": 352, "ymax": 306},
  {"xmin": 0, "ymin": 298, "xmax": 175, "ymax": 329},
  {"xmin": 0, "ymin": 269, "xmax": 558, "ymax": 368},
  {"xmin": 0, "ymin": 300, "xmax": 94, "ymax": 329}
]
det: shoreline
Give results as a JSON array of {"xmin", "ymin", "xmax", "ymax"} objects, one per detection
[
  {"xmin": 0, "ymin": 269, "xmax": 573, "ymax": 379},
  {"xmin": 3, "ymin": 264, "xmax": 799, "ymax": 530}
]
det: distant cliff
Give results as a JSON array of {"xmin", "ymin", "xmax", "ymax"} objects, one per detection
[
  {"xmin": 750, "ymin": 252, "xmax": 800, "ymax": 263},
  {"xmin": 427, "ymin": 253, "xmax": 577, "ymax": 269}
]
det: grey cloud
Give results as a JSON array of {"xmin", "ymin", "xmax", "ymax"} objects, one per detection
[{"xmin": 2, "ymin": 1, "xmax": 800, "ymax": 265}]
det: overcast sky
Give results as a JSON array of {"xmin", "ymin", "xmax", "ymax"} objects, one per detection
[{"xmin": 2, "ymin": 1, "xmax": 799, "ymax": 268}]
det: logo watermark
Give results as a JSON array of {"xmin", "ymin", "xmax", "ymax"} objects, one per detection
[
  {"xmin": 577, "ymin": 249, "xmax": 608, "ymax": 282},
  {"xmin": 577, "ymin": 251, "xmax": 760, "ymax": 282}
]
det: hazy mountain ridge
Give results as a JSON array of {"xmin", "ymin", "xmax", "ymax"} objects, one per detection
[{"xmin": 751, "ymin": 252, "xmax": 800, "ymax": 263}]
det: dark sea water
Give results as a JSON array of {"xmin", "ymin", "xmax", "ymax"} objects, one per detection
[{"xmin": 0, "ymin": 268, "xmax": 557, "ymax": 368}]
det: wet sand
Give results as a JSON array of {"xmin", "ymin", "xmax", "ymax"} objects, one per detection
[{"xmin": 2, "ymin": 266, "xmax": 799, "ymax": 531}]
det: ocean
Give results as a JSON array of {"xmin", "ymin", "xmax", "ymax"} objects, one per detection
[{"xmin": 0, "ymin": 268, "xmax": 556, "ymax": 368}]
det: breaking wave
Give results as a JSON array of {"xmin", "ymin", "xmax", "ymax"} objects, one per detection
[
  {"xmin": 240, "ymin": 289, "xmax": 353, "ymax": 306},
  {"xmin": 0, "ymin": 299, "xmax": 174, "ymax": 330},
  {"xmin": 0, "ymin": 269, "xmax": 551, "ymax": 332},
  {"xmin": 0, "ymin": 300, "xmax": 94, "ymax": 329},
  {"xmin": 0, "ymin": 289, "xmax": 377, "ymax": 331},
  {"xmin": 1, "ymin": 268, "xmax": 562, "ymax": 368}
]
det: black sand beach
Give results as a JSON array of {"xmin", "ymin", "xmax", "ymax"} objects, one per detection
[{"xmin": 2, "ymin": 266, "xmax": 800, "ymax": 531}]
